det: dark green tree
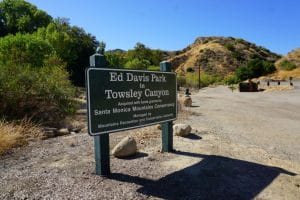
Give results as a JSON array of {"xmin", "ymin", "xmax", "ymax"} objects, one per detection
[
  {"xmin": 0, "ymin": 0, "xmax": 52, "ymax": 36},
  {"xmin": 125, "ymin": 42, "xmax": 165, "ymax": 69},
  {"xmin": 235, "ymin": 66, "xmax": 253, "ymax": 81},
  {"xmin": 105, "ymin": 52, "xmax": 126, "ymax": 68},
  {"xmin": 235, "ymin": 58, "xmax": 276, "ymax": 81},
  {"xmin": 36, "ymin": 18, "xmax": 98, "ymax": 86}
]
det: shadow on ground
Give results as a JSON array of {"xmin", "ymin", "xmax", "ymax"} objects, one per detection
[
  {"xmin": 120, "ymin": 152, "xmax": 148, "ymax": 160},
  {"xmin": 184, "ymin": 133, "xmax": 202, "ymax": 140},
  {"xmin": 111, "ymin": 150, "xmax": 296, "ymax": 200}
]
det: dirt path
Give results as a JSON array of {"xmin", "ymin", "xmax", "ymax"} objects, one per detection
[{"xmin": 0, "ymin": 85, "xmax": 300, "ymax": 199}]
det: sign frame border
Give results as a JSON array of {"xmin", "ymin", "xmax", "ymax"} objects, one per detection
[{"xmin": 86, "ymin": 67, "xmax": 177, "ymax": 136}]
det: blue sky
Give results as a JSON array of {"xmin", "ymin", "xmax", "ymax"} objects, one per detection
[{"xmin": 27, "ymin": 0, "xmax": 300, "ymax": 55}]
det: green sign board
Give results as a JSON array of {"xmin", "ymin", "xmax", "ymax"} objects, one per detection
[{"xmin": 86, "ymin": 68, "xmax": 177, "ymax": 136}]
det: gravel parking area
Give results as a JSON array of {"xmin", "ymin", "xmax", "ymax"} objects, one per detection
[{"xmin": 1, "ymin": 83, "xmax": 299, "ymax": 199}]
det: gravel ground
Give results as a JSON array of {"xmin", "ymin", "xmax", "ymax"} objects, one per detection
[
  {"xmin": 1, "ymin": 83, "xmax": 300, "ymax": 200},
  {"xmin": 190, "ymin": 81, "xmax": 300, "ymax": 162}
]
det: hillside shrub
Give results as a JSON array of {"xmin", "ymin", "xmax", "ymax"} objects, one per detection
[
  {"xmin": 0, "ymin": 62, "xmax": 77, "ymax": 125},
  {"xmin": 278, "ymin": 59, "xmax": 297, "ymax": 71},
  {"xmin": 235, "ymin": 58, "xmax": 276, "ymax": 81},
  {"xmin": 186, "ymin": 67, "xmax": 195, "ymax": 73},
  {"xmin": 223, "ymin": 74, "xmax": 239, "ymax": 85},
  {"xmin": 186, "ymin": 72, "xmax": 221, "ymax": 88},
  {"xmin": 224, "ymin": 43, "xmax": 235, "ymax": 52},
  {"xmin": 262, "ymin": 60, "xmax": 276, "ymax": 73}
]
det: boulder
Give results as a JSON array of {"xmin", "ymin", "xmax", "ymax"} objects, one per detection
[
  {"xmin": 173, "ymin": 124, "xmax": 192, "ymax": 137},
  {"xmin": 112, "ymin": 136, "xmax": 137, "ymax": 158},
  {"xmin": 179, "ymin": 96, "xmax": 192, "ymax": 107}
]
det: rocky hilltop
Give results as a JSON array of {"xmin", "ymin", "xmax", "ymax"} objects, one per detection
[{"xmin": 168, "ymin": 36, "xmax": 281, "ymax": 76}]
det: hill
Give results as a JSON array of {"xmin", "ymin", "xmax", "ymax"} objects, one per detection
[
  {"xmin": 272, "ymin": 48, "xmax": 300, "ymax": 79},
  {"xmin": 168, "ymin": 36, "xmax": 281, "ymax": 76},
  {"xmin": 278, "ymin": 48, "xmax": 300, "ymax": 67}
]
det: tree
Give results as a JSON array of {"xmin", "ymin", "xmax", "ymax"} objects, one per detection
[
  {"xmin": 235, "ymin": 66, "xmax": 253, "ymax": 81},
  {"xmin": 235, "ymin": 58, "xmax": 276, "ymax": 81},
  {"xmin": 97, "ymin": 41, "xmax": 106, "ymax": 55},
  {"xmin": 127, "ymin": 42, "xmax": 151, "ymax": 61},
  {"xmin": 124, "ymin": 58, "xmax": 150, "ymax": 70},
  {"xmin": 0, "ymin": 8, "xmax": 8, "ymax": 36},
  {"xmin": 105, "ymin": 52, "xmax": 126, "ymax": 68},
  {"xmin": 125, "ymin": 42, "xmax": 165, "ymax": 69},
  {"xmin": 36, "ymin": 18, "xmax": 98, "ymax": 86},
  {"xmin": 0, "ymin": 0, "xmax": 52, "ymax": 36}
]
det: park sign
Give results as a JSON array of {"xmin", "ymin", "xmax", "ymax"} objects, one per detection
[{"xmin": 86, "ymin": 68, "xmax": 177, "ymax": 136}]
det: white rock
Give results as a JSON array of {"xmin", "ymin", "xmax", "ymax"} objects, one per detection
[
  {"xmin": 173, "ymin": 124, "xmax": 192, "ymax": 137},
  {"xmin": 57, "ymin": 128, "xmax": 70, "ymax": 136},
  {"xmin": 76, "ymin": 109, "xmax": 87, "ymax": 114},
  {"xmin": 112, "ymin": 136, "xmax": 137, "ymax": 158}
]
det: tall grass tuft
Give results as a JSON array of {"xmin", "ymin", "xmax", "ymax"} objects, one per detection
[{"xmin": 0, "ymin": 118, "xmax": 42, "ymax": 155}]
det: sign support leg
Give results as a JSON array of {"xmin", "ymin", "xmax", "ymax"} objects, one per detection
[
  {"xmin": 160, "ymin": 61, "xmax": 173, "ymax": 152},
  {"xmin": 161, "ymin": 122, "xmax": 173, "ymax": 152},
  {"xmin": 94, "ymin": 134, "xmax": 110, "ymax": 176},
  {"xmin": 89, "ymin": 53, "xmax": 111, "ymax": 176}
]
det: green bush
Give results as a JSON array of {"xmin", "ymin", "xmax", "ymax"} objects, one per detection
[
  {"xmin": 278, "ymin": 59, "xmax": 297, "ymax": 71},
  {"xmin": 235, "ymin": 66, "xmax": 253, "ymax": 81},
  {"xmin": 262, "ymin": 60, "xmax": 276, "ymax": 73},
  {"xmin": 0, "ymin": 62, "xmax": 77, "ymax": 125},
  {"xmin": 105, "ymin": 52, "xmax": 126, "ymax": 68},
  {"xmin": 224, "ymin": 43, "xmax": 235, "ymax": 52},
  {"xmin": 124, "ymin": 58, "xmax": 150, "ymax": 70},
  {"xmin": 36, "ymin": 20, "xmax": 98, "ymax": 86},
  {"xmin": 186, "ymin": 72, "xmax": 221, "ymax": 88},
  {"xmin": 201, "ymin": 73, "xmax": 222, "ymax": 87},
  {"xmin": 235, "ymin": 58, "xmax": 276, "ymax": 81},
  {"xmin": 147, "ymin": 65, "xmax": 160, "ymax": 71},
  {"xmin": 176, "ymin": 74, "xmax": 186, "ymax": 87},
  {"xmin": 223, "ymin": 74, "xmax": 239, "ymax": 85},
  {"xmin": 186, "ymin": 67, "xmax": 195, "ymax": 73},
  {"xmin": 0, "ymin": 33, "xmax": 54, "ymax": 68}
]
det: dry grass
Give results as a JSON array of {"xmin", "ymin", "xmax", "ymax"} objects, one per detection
[
  {"xmin": 271, "ymin": 68, "xmax": 300, "ymax": 80},
  {"xmin": 0, "ymin": 119, "xmax": 42, "ymax": 155}
]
